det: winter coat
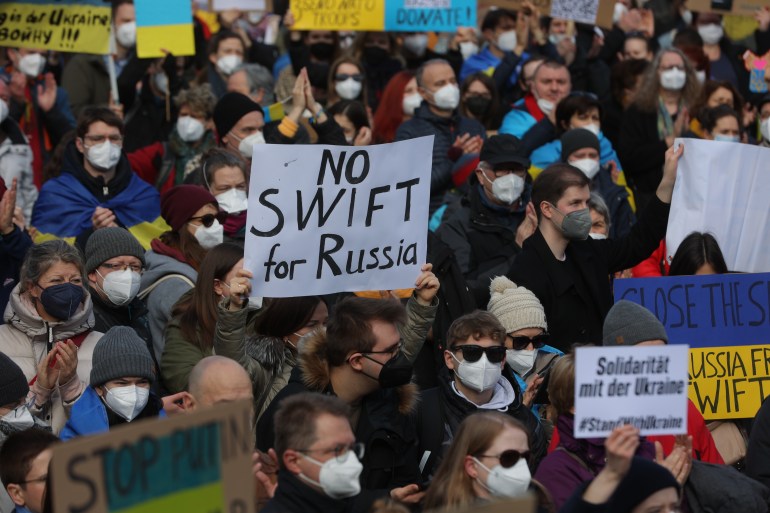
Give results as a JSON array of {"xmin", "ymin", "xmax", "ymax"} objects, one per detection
[
  {"xmin": 747, "ymin": 395, "xmax": 770, "ymax": 488},
  {"xmin": 0, "ymin": 285, "xmax": 102, "ymax": 433},
  {"xmin": 160, "ymin": 294, "xmax": 213, "ymax": 394},
  {"xmin": 499, "ymin": 94, "xmax": 545, "ymax": 139},
  {"xmin": 262, "ymin": 470, "xmax": 350, "ymax": 513},
  {"xmin": 508, "ymin": 196, "xmax": 669, "ymax": 350},
  {"xmin": 218, "ymin": 295, "xmax": 437, "ymax": 423},
  {"xmin": 0, "ymin": 227, "xmax": 32, "ymax": 325},
  {"xmin": 60, "ymin": 386, "xmax": 166, "ymax": 441},
  {"xmin": 535, "ymin": 414, "xmax": 656, "ymax": 511},
  {"xmin": 256, "ymin": 328, "xmax": 425, "ymax": 501},
  {"xmin": 60, "ymin": 54, "xmax": 111, "ymax": 118},
  {"xmin": 0, "ymin": 416, "xmax": 51, "ymax": 513},
  {"xmin": 0, "ymin": 117, "xmax": 36, "ymax": 222},
  {"xmin": 436, "ymin": 185, "xmax": 526, "ymax": 307},
  {"xmin": 139, "ymin": 249, "xmax": 197, "ymax": 361},
  {"xmin": 417, "ymin": 366, "xmax": 548, "ymax": 480},
  {"xmin": 617, "ymin": 103, "xmax": 668, "ymax": 195},
  {"xmin": 591, "ymin": 165, "xmax": 636, "ymax": 240},
  {"xmin": 90, "ymin": 288, "xmax": 153, "ymax": 363},
  {"xmin": 395, "ymin": 103, "xmax": 486, "ymax": 212}
]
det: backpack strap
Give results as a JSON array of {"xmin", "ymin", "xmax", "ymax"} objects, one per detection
[{"xmin": 138, "ymin": 274, "xmax": 194, "ymax": 301}]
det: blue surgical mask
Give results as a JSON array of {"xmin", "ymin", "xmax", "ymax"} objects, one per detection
[{"xmin": 714, "ymin": 134, "xmax": 739, "ymax": 143}]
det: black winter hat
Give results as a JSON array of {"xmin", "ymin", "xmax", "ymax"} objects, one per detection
[
  {"xmin": 561, "ymin": 128, "xmax": 600, "ymax": 162},
  {"xmin": 479, "ymin": 134, "xmax": 530, "ymax": 169},
  {"xmin": 0, "ymin": 352, "xmax": 29, "ymax": 407},
  {"xmin": 90, "ymin": 327, "xmax": 156, "ymax": 386},
  {"xmin": 608, "ymin": 457, "xmax": 680, "ymax": 511},
  {"xmin": 213, "ymin": 92, "xmax": 264, "ymax": 143}
]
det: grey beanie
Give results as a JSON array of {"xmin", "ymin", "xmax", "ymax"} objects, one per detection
[
  {"xmin": 90, "ymin": 327, "xmax": 156, "ymax": 386},
  {"xmin": 0, "ymin": 352, "xmax": 29, "ymax": 406},
  {"xmin": 602, "ymin": 300, "xmax": 669, "ymax": 346},
  {"xmin": 84, "ymin": 227, "xmax": 146, "ymax": 274}
]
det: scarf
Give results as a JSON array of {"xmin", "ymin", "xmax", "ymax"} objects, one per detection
[
  {"xmin": 167, "ymin": 129, "xmax": 216, "ymax": 186},
  {"xmin": 656, "ymin": 96, "xmax": 684, "ymax": 141}
]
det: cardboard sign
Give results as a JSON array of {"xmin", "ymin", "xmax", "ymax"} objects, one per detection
[
  {"xmin": 135, "ymin": 0, "xmax": 195, "ymax": 58},
  {"xmin": 384, "ymin": 0, "xmax": 476, "ymax": 31},
  {"xmin": 666, "ymin": 139, "xmax": 770, "ymax": 273},
  {"xmin": 292, "ymin": 0, "xmax": 386, "ymax": 31},
  {"xmin": 574, "ymin": 345, "xmax": 689, "ymax": 438},
  {"xmin": 689, "ymin": 0, "xmax": 768, "ymax": 16},
  {"xmin": 50, "ymin": 401, "xmax": 255, "ymax": 513},
  {"xmin": 244, "ymin": 138, "xmax": 432, "ymax": 297},
  {"xmin": 0, "ymin": 0, "xmax": 111, "ymax": 54}
]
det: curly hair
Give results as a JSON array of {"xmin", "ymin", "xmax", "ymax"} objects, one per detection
[{"xmin": 174, "ymin": 84, "xmax": 217, "ymax": 119}]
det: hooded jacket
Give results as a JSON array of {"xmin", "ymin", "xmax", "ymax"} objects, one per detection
[
  {"xmin": 139, "ymin": 248, "xmax": 197, "ymax": 361},
  {"xmin": 0, "ymin": 284, "xmax": 102, "ymax": 433},
  {"xmin": 256, "ymin": 328, "xmax": 424, "ymax": 498}
]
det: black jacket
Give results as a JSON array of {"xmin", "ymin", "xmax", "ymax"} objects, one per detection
[
  {"xmin": 262, "ymin": 470, "xmax": 350, "ymax": 513},
  {"xmin": 0, "ymin": 226, "xmax": 33, "ymax": 324},
  {"xmin": 591, "ymin": 165, "xmax": 636, "ymax": 240},
  {"xmin": 416, "ymin": 366, "xmax": 547, "ymax": 481},
  {"xmin": 508, "ymin": 196, "xmax": 669, "ymax": 350},
  {"xmin": 617, "ymin": 103, "xmax": 668, "ymax": 195},
  {"xmin": 89, "ymin": 287, "xmax": 155, "ymax": 362}
]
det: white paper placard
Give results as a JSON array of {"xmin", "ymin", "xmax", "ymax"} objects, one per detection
[
  {"xmin": 244, "ymin": 137, "xmax": 433, "ymax": 297},
  {"xmin": 666, "ymin": 139, "xmax": 770, "ymax": 273},
  {"xmin": 212, "ymin": 0, "xmax": 267, "ymax": 11},
  {"xmin": 574, "ymin": 345, "xmax": 689, "ymax": 438}
]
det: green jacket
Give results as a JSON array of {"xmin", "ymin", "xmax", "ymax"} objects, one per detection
[
  {"xmin": 160, "ymin": 311, "xmax": 212, "ymax": 394},
  {"xmin": 213, "ymin": 295, "xmax": 439, "ymax": 421}
]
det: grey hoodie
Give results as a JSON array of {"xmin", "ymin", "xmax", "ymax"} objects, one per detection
[{"xmin": 139, "ymin": 250, "xmax": 197, "ymax": 361}]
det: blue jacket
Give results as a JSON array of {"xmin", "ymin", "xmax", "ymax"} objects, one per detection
[
  {"xmin": 460, "ymin": 47, "xmax": 525, "ymax": 87},
  {"xmin": 499, "ymin": 97, "xmax": 538, "ymax": 139},
  {"xmin": 60, "ymin": 386, "xmax": 166, "ymax": 441}
]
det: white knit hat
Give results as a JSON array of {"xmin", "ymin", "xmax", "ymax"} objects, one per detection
[{"xmin": 487, "ymin": 276, "xmax": 548, "ymax": 333}]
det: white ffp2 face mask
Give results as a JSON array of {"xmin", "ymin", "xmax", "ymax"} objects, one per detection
[
  {"xmin": 335, "ymin": 78, "xmax": 363, "ymax": 100},
  {"xmin": 570, "ymin": 158, "xmax": 601, "ymax": 180},
  {"xmin": 217, "ymin": 54, "xmax": 242, "ymax": 75},
  {"xmin": 299, "ymin": 450, "xmax": 363, "ymax": 499},
  {"xmin": 660, "ymin": 68, "xmax": 686, "ymax": 91},
  {"xmin": 459, "ymin": 41, "xmax": 479, "ymax": 60},
  {"xmin": 402, "ymin": 93, "xmax": 422, "ymax": 116},
  {"xmin": 215, "ymin": 188, "xmax": 248, "ymax": 214},
  {"xmin": 99, "ymin": 269, "xmax": 141, "ymax": 306},
  {"xmin": 430, "ymin": 83, "xmax": 460, "ymax": 111},
  {"xmin": 474, "ymin": 457, "xmax": 531, "ymax": 498},
  {"xmin": 496, "ymin": 30, "xmax": 518, "ymax": 52},
  {"xmin": 176, "ymin": 116, "xmax": 206, "ymax": 142},
  {"xmin": 104, "ymin": 385, "xmax": 150, "ymax": 422},
  {"xmin": 482, "ymin": 171, "xmax": 525, "ymax": 205},
  {"xmin": 0, "ymin": 98, "xmax": 9, "ymax": 124},
  {"xmin": 192, "ymin": 220, "xmax": 224, "ymax": 249},
  {"xmin": 506, "ymin": 349, "xmax": 536, "ymax": 376},
  {"xmin": 451, "ymin": 352, "xmax": 501, "ymax": 393},
  {"xmin": 85, "ymin": 139, "xmax": 122, "ymax": 171},
  {"xmin": 18, "ymin": 52, "xmax": 46, "ymax": 78},
  {"xmin": 1, "ymin": 404, "xmax": 35, "ymax": 430},
  {"xmin": 116, "ymin": 21, "xmax": 137, "ymax": 48},
  {"xmin": 234, "ymin": 131, "xmax": 266, "ymax": 158}
]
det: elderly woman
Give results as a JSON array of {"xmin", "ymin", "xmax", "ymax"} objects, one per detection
[{"xmin": 0, "ymin": 240, "xmax": 102, "ymax": 433}]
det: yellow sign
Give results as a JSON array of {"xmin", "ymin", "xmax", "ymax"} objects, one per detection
[
  {"xmin": 292, "ymin": 0, "xmax": 386, "ymax": 31},
  {"xmin": 689, "ymin": 344, "xmax": 770, "ymax": 420},
  {"xmin": 0, "ymin": 2, "xmax": 110, "ymax": 54}
]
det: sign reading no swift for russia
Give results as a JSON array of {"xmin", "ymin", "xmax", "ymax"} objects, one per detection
[{"xmin": 244, "ymin": 137, "xmax": 433, "ymax": 298}]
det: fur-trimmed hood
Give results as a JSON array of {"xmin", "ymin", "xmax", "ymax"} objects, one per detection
[{"xmin": 298, "ymin": 327, "xmax": 420, "ymax": 416}]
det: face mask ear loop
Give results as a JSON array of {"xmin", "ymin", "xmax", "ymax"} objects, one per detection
[{"xmin": 202, "ymin": 160, "xmax": 212, "ymax": 191}]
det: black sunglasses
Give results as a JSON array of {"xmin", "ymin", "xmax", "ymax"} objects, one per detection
[
  {"xmin": 508, "ymin": 333, "xmax": 550, "ymax": 351},
  {"xmin": 335, "ymin": 73, "xmax": 364, "ymax": 82},
  {"xmin": 477, "ymin": 449, "xmax": 531, "ymax": 468},
  {"xmin": 451, "ymin": 344, "xmax": 506, "ymax": 364},
  {"xmin": 189, "ymin": 212, "xmax": 226, "ymax": 228}
]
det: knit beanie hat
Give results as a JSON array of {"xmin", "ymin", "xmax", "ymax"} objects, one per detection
[
  {"xmin": 603, "ymin": 300, "xmax": 669, "ymax": 346},
  {"xmin": 90, "ymin": 326, "xmax": 156, "ymax": 386},
  {"xmin": 487, "ymin": 276, "xmax": 547, "ymax": 333},
  {"xmin": 607, "ymin": 457, "xmax": 679, "ymax": 511},
  {"xmin": 213, "ymin": 92, "xmax": 264, "ymax": 143},
  {"xmin": 84, "ymin": 227, "xmax": 146, "ymax": 273},
  {"xmin": 561, "ymin": 128, "xmax": 601, "ymax": 162},
  {"xmin": 0, "ymin": 352, "xmax": 29, "ymax": 407},
  {"xmin": 160, "ymin": 185, "xmax": 217, "ymax": 232}
]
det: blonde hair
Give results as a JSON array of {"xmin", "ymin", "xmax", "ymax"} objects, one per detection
[
  {"xmin": 423, "ymin": 412, "xmax": 530, "ymax": 510},
  {"xmin": 547, "ymin": 353, "xmax": 575, "ymax": 417}
]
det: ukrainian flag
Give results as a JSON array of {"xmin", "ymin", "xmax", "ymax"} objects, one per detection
[
  {"xmin": 32, "ymin": 173, "xmax": 169, "ymax": 249},
  {"xmin": 263, "ymin": 102, "xmax": 286, "ymax": 124},
  {"xmin": 134, "ymin": 0, "xmax": 195, "ymax": 59}
]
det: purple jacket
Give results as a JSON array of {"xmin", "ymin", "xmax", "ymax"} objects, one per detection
[{"xmin": 534, "ymin": 415, "xmax": 656, "ymax": 511}]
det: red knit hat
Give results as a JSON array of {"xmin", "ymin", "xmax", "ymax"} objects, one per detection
[{"xmin": 161, "ymin": 185, "xmax": 218, "ymax": 232}]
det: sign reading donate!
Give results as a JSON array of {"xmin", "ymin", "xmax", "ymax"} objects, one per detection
[
  {"xmin": 615, "ymin": 273, "xmax": 770, "ymax": 420},
  {"xmin": 50, "ymin": 400, "xmax": 254, "ymax": 513},
  {"xmin": 0, "ymin": 0, "xmax": 111, "ymax": 54},
  {"xmin": 244, "ymin": 138, "xmax": 432, "ymax": 298},
  {"xmin": 574, "ymin": 345, "xmax": 689, "ymax": 439}
]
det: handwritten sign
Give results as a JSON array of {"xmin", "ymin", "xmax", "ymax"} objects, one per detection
[
  {"xmin": 574, "ymin": 345, "xmax": 689, "ymax": 438},
  {"xmin": 384, "ymin": 0, "xmax": 475, "ymax": 31},
  {"xmin": 50, "ymin": 400, "xmax": 254, "ymax": 513},
  {"xmin": 291, "ymin": 0, "xmax": 386, "ymax": 31},
  {"xmin": 0, "ymin": 0, "xmax": 111, "ymax": 54},
  {"xmin": 551, "ymin": 0, "xmax": 599, "ymax": 24},
  {"xmin": 135, "ymin": 0, "xmax": 195, "ymax": 58},
  {"xmin": 244, "ymin": 138, "xmax": 432, "ymax": 297}
]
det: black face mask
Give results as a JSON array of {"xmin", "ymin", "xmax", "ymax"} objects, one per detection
[
  {"xmin": 362, "ymin": 350, "xmax": 413, "ymax": 388},
  {"xmin": 363, "ymin": 46, "xmax": 389, "ymax": 65},
  {"xmin": 37, "ymin": 283, "xmax": 85, "ymax": 321},
  {"xmin": 309, "ymin": 42, "xmax": 335, "ymax": 61},
  {"xmin": 465, "ymin": 96, "xmax": 491, "ymax": 117}
]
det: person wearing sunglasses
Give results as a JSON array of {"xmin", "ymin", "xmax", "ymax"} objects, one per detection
[
  {"xmin": 0, "ymin": 428, "xmax": 60, "ymax": 513},
  {"xmin": 140, "ymin": 185, "xmax": 222, "ymax": 361},
  {"xmin": 326, "ymin": 57, "xmax": 368, "ymax": 107},
  {"xmin": 487, "ymin": 276, "xmax": 562, "ymax": 409},
  {"xmin": 424, "ymin": 411, "xmax": 553, "ymax": 511},
  {"xmin": 417, "ymin": 311, "xmax": 547, "ymax": 481}
]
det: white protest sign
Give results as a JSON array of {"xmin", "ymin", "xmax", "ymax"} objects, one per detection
[
  {"xmin": 551, "ymin": 0, "xmax": 600, "ymax": 24},
  {"xmin": 574, "ymin": 345, "xmax": 689, "ymax": 438},
  {"xmin": 244, "ymin": 137, "xmax": 433, "ymax": 297},
  {"xmin": 666, "ymin": 139, "xmax": 770, "ymax": 273},
  {"xmin": 212, "ymin": 0, "xmax": 268, "ymax": 10}
]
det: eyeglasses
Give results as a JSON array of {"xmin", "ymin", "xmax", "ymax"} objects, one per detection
[
  {"xmin": 362, "ymin": 341, "xmax": 403, "ymax": 357},
  {"xmin": 189, "ymin": 212, "xmax": 226, "ymax": 228},
  {"xmin": 476, "ymin": 449, "xmax": 530, "ymax": 468},
  {"xmin": 18, "ymin": 474, "xmax": 47, "ymax": 485},
  {"xmin": 335, "ymin": 73, "xmax": 364, "ymax": 82},
  {"xmin": 84, "ymin": 134, "xmax": 123, "ymax": 144},
  {"xmin": 451, "ymin": 344, "xmax": 506, "ymax": 363},
  {"xmin": 508, "ymin": 333, "xmax": 550, "ymax": 351},
  {"xmin": 101, "ymin": 262, "xmax": 143, "ymax": 273},
  {"xmin": 299, "ymin": 442, "xmax": 365, "ymax": 463}
]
